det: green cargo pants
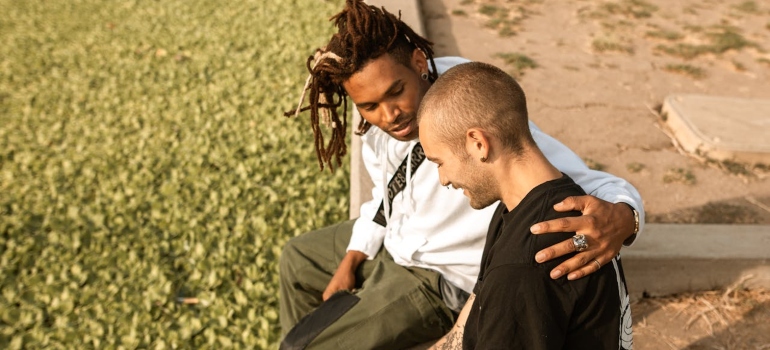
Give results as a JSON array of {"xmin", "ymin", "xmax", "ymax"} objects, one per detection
[{"xmin": 279, "ymin": 220, "xmax": 455, "ymax": 349}]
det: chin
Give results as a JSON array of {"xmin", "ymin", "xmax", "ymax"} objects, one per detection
[
  {"xmin": 392, "ymin": 134, "xmax": 418, "ymax": 142},
  {"xmin": 469, "ymin": 197, "xmax": 497, "ymax": 210}
]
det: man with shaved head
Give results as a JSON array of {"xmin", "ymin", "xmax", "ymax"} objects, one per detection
[{"xmin": 420, "ymin": 62, "xmax": 633, "ymax": 350}]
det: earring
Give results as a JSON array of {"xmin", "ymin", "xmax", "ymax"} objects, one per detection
[
  {"xmin": 480, "ymin": 156, "xmax": 487, "ymax": 162},
  {"xmin": 420, "ymin": 72, "xmax": 429, "ymax": 81}
]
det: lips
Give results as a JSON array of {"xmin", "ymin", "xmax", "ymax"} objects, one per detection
[{"xmin": 389, "ymin": 118, "xmax": 415, "ymax": 138}]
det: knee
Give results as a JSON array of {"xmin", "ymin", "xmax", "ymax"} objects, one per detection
[{"xmin": 279, "ymin": 236, "xmax": 302, "ymax": 277}]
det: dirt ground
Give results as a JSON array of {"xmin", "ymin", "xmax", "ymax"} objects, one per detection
[{"xmin": 421, "ymin": 0, "xmax": 770, "ymax": 348}]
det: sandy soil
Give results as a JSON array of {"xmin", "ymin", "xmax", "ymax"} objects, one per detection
[
  {"xmin": 422, "ymin": 0, "xmax": 770, "ymax": 225},
  {"xmin": 420, "ymin": 0, "xmax": 770, "ymax": 348}
]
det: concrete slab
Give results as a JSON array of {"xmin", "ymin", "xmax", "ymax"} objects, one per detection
[
  {"xmin": 623, "ymin": 223, "xmax": 770, "ymax": 299},
  {"xmin": 661, "ymin": 94, "xmax": 770, "ymax": 164}
]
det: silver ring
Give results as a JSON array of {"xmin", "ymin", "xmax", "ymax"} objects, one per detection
[
  {"xmin": 593, "ymin": 259, "xmax": 601, "ymax": 269},
  {"xmin": 572, "ymin": 234, "xmax": 588, "ymax": 252}
]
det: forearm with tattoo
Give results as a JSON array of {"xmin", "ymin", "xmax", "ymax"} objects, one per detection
[
  {"xmin": 429, "ymin": 294, "xmax": 475, "ymax": 350},
  {"xmin": 436, "ymin": 323, "xmax": 465, "ymax": 350}
]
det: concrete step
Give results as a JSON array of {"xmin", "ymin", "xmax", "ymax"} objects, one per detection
[{"xmin": 624, "ymin": 223, "xmax": 770, "ymax": 299}]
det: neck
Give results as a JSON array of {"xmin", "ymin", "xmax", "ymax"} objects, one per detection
[{"xmin": 493, "ymin": 145, "xmax": 563, "ymax": 211}]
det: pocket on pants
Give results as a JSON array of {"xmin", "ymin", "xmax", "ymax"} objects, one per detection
[{"xmin": 335, "ymin": 286, "xmax": 449, "ymax": 350}]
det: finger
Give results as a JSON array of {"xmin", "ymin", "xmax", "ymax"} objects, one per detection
[
  {"xmin": 535, "ymin": 238, "xmax": 576, "ymax": 263},
  {"xmin": 552, "ymin": 195, "xmax": 589, "ymax": 212},
  {"xmin": 322, "ymin": 286, "xmax": 342, "ymax": 301},
  {"xmin": 548, "ymin": 252, "xmax": 592, "ymax": 279},
  {"xmin": 567, "ymin": 260, "xmax": 603, "ymax": 280},
  {"xmin": 566, "ymin": 253, "xmax": 613, "ymax": 280},
  {"xmin": 531, "ymin": 215, "xmax": 592, "ymax": 234}
]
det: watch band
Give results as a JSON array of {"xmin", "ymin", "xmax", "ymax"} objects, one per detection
[{"xmin": 622, "ymin": 203, "xmax": 639, "ymax": 246}]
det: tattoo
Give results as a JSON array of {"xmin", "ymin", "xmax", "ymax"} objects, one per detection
[
  {"xmin": 437, "ymin": 323, "xmax": 465, "ymax": 350},
  {"xmin": 431, "ymin": 294, "xmax": 474, "ymax": 350}
]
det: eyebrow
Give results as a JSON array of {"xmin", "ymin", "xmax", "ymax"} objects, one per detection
[
  {"xmin": 426, "ymin": 155, "xmax": 439, "ymax": 163},
  {"xmin": 355, "ymin": 79, "xmax": 404, "ymax": 109}
]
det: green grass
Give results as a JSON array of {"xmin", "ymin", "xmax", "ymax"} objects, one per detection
[
  {"xmin": 494, "ymin": 52, "xmax": 538, "ymax": 78},
  {"xmin": 663, "ymin": 168, "xmax": 697, "ymax": 185},
  {"xmin": 592, "ymin": 38, "xmax": 635, "ymax": 54},
  {"xmin": 594, "ymin": 0, "xmax": 659, "ymax": 19},
  {"xmin": 479, "ymin": 4, "xmax": 503, "ymax": 16},
  {"xmin": 477, "ymin": 4, "xmax": 528, "ymax": 37},
  {"xmin": 732, "ymin": 1, "xmax": 761, "ymax": 14},
  {"xmin": 0, "ymin": 0, "xmax": 349, "ymax": 348},
  {"xmin": 655, "ymin": 25, "xmax": 757, "ymax": 59},
  {"xmin": 645, "ymin": 29, "xmax": 684, "ymax": 41},
  {"xmin": 626, "ymin": 162, "xmax": 646, "ymax": 173},
  {"xmin": 663, "ymin": 63, "xmax": 707, "ymax": 79},
  {"xmin": 583, "ymin": 158, "xmax": 606, "ymax": 171},
  {"xmin": 452, "ymin": 9, "xmax": 468, "ymax": 17}
]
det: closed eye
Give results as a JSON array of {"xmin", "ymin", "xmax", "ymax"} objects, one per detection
[{"xmin": 389, "ymin": 85, "xmax": 404, "ymax": 97}]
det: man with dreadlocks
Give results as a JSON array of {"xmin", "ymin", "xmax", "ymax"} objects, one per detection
[{"xmin": 280, "ymin": 0, "xmax": 644, "ymax": 348}]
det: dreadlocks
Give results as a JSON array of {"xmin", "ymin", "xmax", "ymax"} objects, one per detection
[{"xmin": 284, "ymin": 0, "xmax": 437, "ymax": 171}]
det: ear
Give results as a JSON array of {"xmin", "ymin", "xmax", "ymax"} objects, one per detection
[
  {"xmin": 411, "ymin": 48, "xmax": 428, "ymax": 74},
  {"xmin": 465, "ymin": 128, "xmax": 490, "ymax": 161}
]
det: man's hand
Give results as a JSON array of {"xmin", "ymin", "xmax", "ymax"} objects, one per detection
[
  {"xmin": 530, "ymin": 195, "xmax": 635, "ymax": 281},
  {"xmin": 322, "ymin": 250, "xmax": 368, "ymax": 301}
]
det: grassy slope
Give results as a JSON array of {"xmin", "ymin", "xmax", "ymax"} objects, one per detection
[{"xmin": 0, "ymin": 0, "xmax": 347, "ymax": 348}]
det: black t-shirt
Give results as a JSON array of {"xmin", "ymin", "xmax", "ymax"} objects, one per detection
[{"xmin": 463, "ymin": 175, "xmax": 633, "ymax": 350}]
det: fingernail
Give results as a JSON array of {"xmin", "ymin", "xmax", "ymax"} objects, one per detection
[
  {"xmin": 535, "ymin": 252, "xmax": 546, "ymax": 263},
  {"xmin": 550, "ymin": 270, "xmax": 562, "ymax": 279},
  {"xmin": 554, "ymin": 202, "xmax": 564, "ymax": 209},
  {"xmin": 530, "ymin": 224, "xmax": 541, "ymax": 234},
  {"xmin": 567, "ymin": 273, "xmax": 577, "ymax": 280}
]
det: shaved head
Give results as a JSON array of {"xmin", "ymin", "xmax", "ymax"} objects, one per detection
[{"xmin": 417, "ymin": 62, "xmax": 533, "ymax": 156}]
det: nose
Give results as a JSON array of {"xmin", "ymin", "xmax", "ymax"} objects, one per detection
[
  {"xmin": 382, "ymin": 103, "xmax": 400, "ymax": 124},
  {"xmin": 439, "ymin": 174, "xmax": 449, "ymax": 188}
]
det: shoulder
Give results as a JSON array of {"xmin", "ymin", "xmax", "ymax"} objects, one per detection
[{"xmin": 434, "ymin": 57, "xmax": 471, "ymax": 75}]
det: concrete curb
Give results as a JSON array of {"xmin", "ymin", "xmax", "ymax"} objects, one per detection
[
  {"xmin": 623, "ymin": 224, "xmax": 770, "ymax": 298},
  {"xmin": 349, "ymin": 0, "xmax": 770, "ymax": 298}
]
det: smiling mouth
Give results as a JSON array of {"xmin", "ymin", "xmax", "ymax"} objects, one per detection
[{"xmin": 390, "ymin": 120, "xmax": 412, "ymax": 133}]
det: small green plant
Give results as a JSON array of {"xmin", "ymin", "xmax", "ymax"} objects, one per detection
[
  {"xmin": 663, "ymin": 168, "xmax": 696, "ymax": 185},
  {"xmin": 732, "ymin": 60, "xmax": 746, "ymax": 71},
  {"xmin": 494, "ymin": 52, "xmax": 538, "ymax": 77},
  {"xmin": 595, "ymin": 0, "xmax": 659, "ymax": 19},
  {"xmin": 655, "ymin": 43, "xmax": 708, "ymax": 59},
  {"xmin": 592, "ymin": 38, "xmax": 634, "ymax": 54},
  {"xmin": 655, "ymin": 25, "xmax": 757, "ymax": 59},
  {"xmin": 645, "ymin": 29, "xmax": 683, "ymax": 41},
  {"xmin": 583, "ymin": 158, "xmax": 606, "ymax": 171},
  {"xmin": 452, "ymin": 9, "xmax": 468, "ymax": 16},
  {"xmin": 684, "ymin": 25, "xmax": 704, "ymax": 33},
  {"xmin": 663, "ymin": 64, "xmax": 706, "ymax": 79},
  {"xmin": 479, "ymin": 4, "xmax": 503, "ymax": 16},
  {"xmin": 479, "ymin": 4, "xmax": 525, "ymax": 37},
  {"xmin": 626, "ymin": 162, "xmax": 646, "ymax": 173},
  {"xmin": 732, "ymin": 1, "xmax": 761, "ymax": 14},
  {"xmin": 460, "ymin": 0, "xmax": 474, "ymax": 5},
  {"xmin": 707, "ymin": 25, "xmax": 755, "ymax": 53},
  {"xmin": 600, "ymin": 20, "xmax": 633, "ymax": 31},
  {"xmin": 719, "ymin": 159, "xmax": 752, "ymax": 176},
  {"xmin": 758, "ymin": 57, "xmax": 770, "ymax": 66}
]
